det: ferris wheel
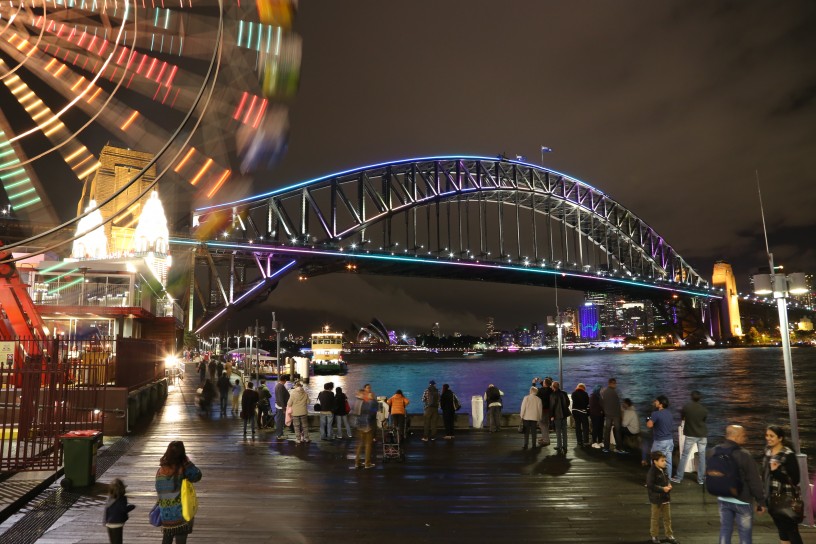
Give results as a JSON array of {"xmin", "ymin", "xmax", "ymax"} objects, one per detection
[{"xmin": 0, "ymin": 0, "xmax": 300, "ymax": 254}]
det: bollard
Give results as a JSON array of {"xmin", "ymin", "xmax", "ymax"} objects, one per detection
[{"xmin": 471, "ymin": 396, "xmax": 484, "ymax": 428}]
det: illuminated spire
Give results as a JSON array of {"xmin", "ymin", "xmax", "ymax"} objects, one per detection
[
  {"xmin": 72, "ymin": 200, "xmax": 108, "ymax": 259},
  {"xmin": 133, "ymin": 190, "xmax": 169, "ymax": 254}
]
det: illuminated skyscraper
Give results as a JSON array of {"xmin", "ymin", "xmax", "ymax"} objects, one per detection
[
  {"xmin": 579, "ymin": 303, "xmax": 601, "ymax": 340},
  {"xmin": 431, "ymin": 322, "xmax": 441, "ymax": 338},
  {"xmin": 585, "ymin": 291, "xmax": 616, "ymax": 337}
]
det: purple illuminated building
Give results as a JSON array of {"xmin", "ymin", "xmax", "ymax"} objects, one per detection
[{"xmin": 579, "ymin": 304, "xmax": 601, "ymax": 340}]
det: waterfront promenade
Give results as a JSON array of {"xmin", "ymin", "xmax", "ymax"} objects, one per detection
[{"xmin": 1, "ymin": 366, "xmax": 814, "ymax": 543}]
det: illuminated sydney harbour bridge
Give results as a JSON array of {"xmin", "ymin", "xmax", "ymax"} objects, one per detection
[{"xmin": 180, "ymin": 156, "xmax": 725, "ymax": 339}]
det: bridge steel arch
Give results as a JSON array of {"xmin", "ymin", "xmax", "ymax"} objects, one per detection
[{"xmin": 185, "ymin": 156, "xmax": 719, "ymax": 333}]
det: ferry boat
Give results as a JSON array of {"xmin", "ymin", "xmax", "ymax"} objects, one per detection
[
  {"xmin": 311, "ymin": 327, "xmax": 349, "ymax": 375},
  {"xmin": 462, "ymin": 350, "xmax": 484, "ymax": 357}
]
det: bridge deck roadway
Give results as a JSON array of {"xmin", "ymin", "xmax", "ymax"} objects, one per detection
[{"xmin": 1, "ymin": 365, "xmax": 814, "ymax": 544}]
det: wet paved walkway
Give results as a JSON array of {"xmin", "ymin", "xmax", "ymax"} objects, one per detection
[{"xmin": 1, "ymin": 365, "xmax": 814, "ymax": 543}]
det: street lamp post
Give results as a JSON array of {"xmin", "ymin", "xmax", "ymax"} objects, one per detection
[
  {"xmin": 272, "ymin": 312, "xmax": 282, "ymax": 378},
  {"xmin": 753, "ymin": 176, "xmax": 812, "ymax": 526},
  {"xmin": 753, "ymin": 268, "xmax": 812, "ymax": 526},
  {"xmin": 244, "ymin": 334, "xmax": 253, "ymax": 385},
  {"xmin": 547, "ymin": 313, "xmax": 571, "ymax": 386},
  {"xmin": 547, "ymin": 272, "xmax": 570, "ymax": 386},
  {"xmin": 556, "ymin": 316, "xmax": 563, "ymax": 386}
]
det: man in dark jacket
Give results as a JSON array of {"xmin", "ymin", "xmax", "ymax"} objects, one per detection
[
  {"xmin": 257, "ymin": 379, "xmax": 273, "ymax": 428},
  {"xmin": 601, "ymin": 377, "xmax": 623, "ymax": 452},
  {"xmin": 317, "ymin": 382, "xmax": 336, "ymax": 440},
  {"xmin": 241, "ymin": 381, "xmax": 260, "ymax": 437},
  {"xmin": 274, "ymin": 376, "xmax": 290, "ymax": 440},
  {"xmin": 536, "ymin": 377, "xmax": 552, "ymax": 446},
  {"xmin": 571, "ymin": 383, "xmax": 590, "ymax": 447},
  {"xmin": 421, "ymin": 380, "xmax": 440, "ymax": 441},
  {"xmin": 708, "ymin": 425, "xmax": 766, "ymax": 543},
  {"xmin": 672, "ymin": 390, "xmax": 708, "ymax": 484},
  {"xmin": 484, "ymin": 384, "xmax": 503, "ymax": 432},
  {"xmin": 216, "ymin": 371, "xmax": 231, "ymax": 416},
  {"xmin": 549, "ymin": 381, "xmax": 570, "ymax": 454}
]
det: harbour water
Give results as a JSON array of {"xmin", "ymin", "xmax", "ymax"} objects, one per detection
[{"xmin": 303, "ymin": 346, "xmax": 816, "ymax": 463}]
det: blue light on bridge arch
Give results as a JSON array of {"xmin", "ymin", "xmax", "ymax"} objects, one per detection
[{"xmin": 194, "ymin": 155, "xmax": 608, "ymax": 213}]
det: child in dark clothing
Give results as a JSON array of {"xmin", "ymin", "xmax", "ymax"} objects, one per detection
[
  {"xmin": 104, "ymin": 478, "xmax": 135, "ymax": 544},
  {"xmin": 646, "ymin": 451, "xmax": 678, "ymax": 544}
]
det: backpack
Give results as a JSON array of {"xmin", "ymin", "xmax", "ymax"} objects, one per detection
[
  {"xmin": 705, "ymin": 445, "xmax": 743, "ymax": 498},
  {"xmin": 259, "ymin": 387, "xmax": 271, "ymax": 409}
]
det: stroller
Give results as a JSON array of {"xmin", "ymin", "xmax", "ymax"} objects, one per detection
[
  {"xmin": 381, "ymin": 420, "xmax": 405, "ymax": 463},
  {"xmin": 259, "ymin": 407, "xmax": 275, "ymax": 429}
]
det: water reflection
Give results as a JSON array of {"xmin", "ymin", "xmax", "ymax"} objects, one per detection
[{"xmin": 304, "ymin": 347, "xmax": 815, "ymax": 464}]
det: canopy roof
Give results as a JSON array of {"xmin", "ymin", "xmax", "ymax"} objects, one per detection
[{"xmin": 226, "ymin": 347, "xmax": 270, "ymax": 356}]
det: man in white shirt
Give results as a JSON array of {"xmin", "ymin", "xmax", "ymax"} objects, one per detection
[{"xmin": 621, "ymin": 398, "xmax": 641, "ymax": 453}]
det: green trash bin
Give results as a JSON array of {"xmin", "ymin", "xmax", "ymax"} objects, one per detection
[{"xmin": 60, "ymin": 430, "xmax": 102, "ymax": 490}]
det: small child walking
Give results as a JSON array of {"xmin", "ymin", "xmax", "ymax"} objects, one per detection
[
  {"xmin": 646, "ymin": 451, "xmax": 678, "ymax": 544},
  {"xmin": 104, "ymin": 478, "xmax": 135, "ymax": 544}
]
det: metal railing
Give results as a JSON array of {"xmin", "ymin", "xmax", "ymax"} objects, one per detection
[
  {"xmin": 0, "ymin": 336, "xmax": 164, "ymax": 472},
  {"xmin": 29, "ymin": 282, "xmax": 140, "ymax": 308}
]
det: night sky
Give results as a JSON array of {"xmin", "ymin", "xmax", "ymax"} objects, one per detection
[
  {"xmin": 221, "ymin": 1, "xmax": 816, "ymax": 337},
  {"xmin": 7, "ymin": 1, "xmax": 815, "ymax": 337}
]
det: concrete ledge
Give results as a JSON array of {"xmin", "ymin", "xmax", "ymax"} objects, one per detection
[{"xmin": 0, "ymin": 469, "xmax": 62, "ymax": 524}]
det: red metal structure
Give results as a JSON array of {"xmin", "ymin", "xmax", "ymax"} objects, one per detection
[
  {"xmin": 0, "ymin": 244, "xmax": 106, "ymax": 472},
  {"xmin": 0, "ymin": 242, "xmax": 48, "ymax": 368}
]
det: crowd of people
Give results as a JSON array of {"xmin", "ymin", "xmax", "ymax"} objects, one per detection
[{"xmin": 184, "ymin": 358, "xmax": 806, "ymax": 544}]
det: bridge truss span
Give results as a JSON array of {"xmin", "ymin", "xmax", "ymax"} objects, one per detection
[{"xmin": 194, "ymin": 156, "xmax": 709, "ymax": 290}]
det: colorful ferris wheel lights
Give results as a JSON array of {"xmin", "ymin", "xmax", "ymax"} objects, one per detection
[
  {"xmin": 173, "ymin": 148, "xmax": 197, "ymax": 173},
  {"xmin": 206, "ymin": 170, "xmax": 231, "ymax": 199}
]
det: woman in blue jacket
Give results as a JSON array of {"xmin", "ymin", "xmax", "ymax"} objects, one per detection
[{"xmin": 155, "ymin": 441, "xmax": 202, "ymax": 544}]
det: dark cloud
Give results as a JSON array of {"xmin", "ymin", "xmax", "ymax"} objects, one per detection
[{"xmin": 773, "ymin": 80, "xmax": 816, "ymax": 116}]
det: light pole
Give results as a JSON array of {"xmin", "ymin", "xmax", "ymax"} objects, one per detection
[
  {"xmin": 752, "ymin": 269, "xmax": 812, "ymax": 525},
  {"xmin": 245, "ymin": 334, "xmax": 253, "ymax": 384},
  {"xmin": 546, "ymin": 313, "xmax": 572, "ymax": 386},
  {"xmin": 546, "ymin": 272, "xmax": 571, "ymax": 386},
  {"xmin": 272, "ymin": 312, "xmax": 282, "ymax": 378},
  {"xmin": 753, "ymin": 270, "xmax": 808, "ymax": 453},
  {"xmin": 753, "ymin": 174, "xmax": 812, "ymax": 525}
]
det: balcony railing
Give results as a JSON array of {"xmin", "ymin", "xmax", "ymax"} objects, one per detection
[{"xmin": 29, "ymin": 281, "xmax": 147, "ymax": 308}]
